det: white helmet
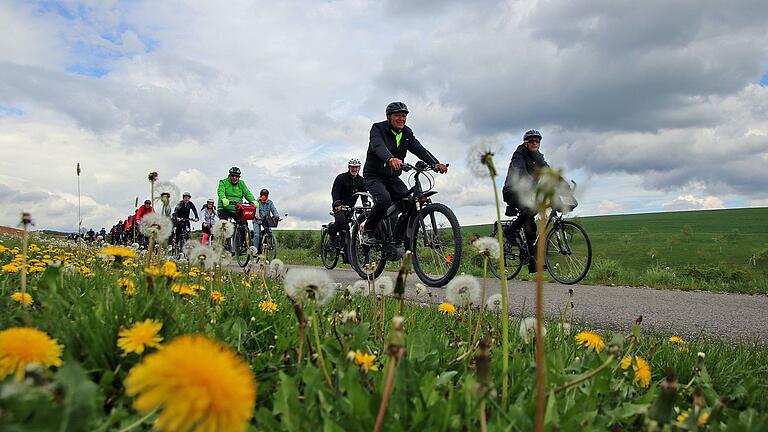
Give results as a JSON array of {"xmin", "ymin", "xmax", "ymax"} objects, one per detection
[{"xmin": 348, "ymin": 158, "xmax": 361, "ymax": 167}]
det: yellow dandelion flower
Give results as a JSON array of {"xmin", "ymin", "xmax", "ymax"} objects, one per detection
[
  {"xmin": 0, "ymin": 327, "xmax": 63, "ymax": 381},
  {"xmin": 118, "ymin": 320, "xmax": 163, "ymax": 355},
  {"xmin": 161, "ymin": 261, "xmax": 178, "ymax": 278},
  {"xmin": 11, "ymin": 291, "xmax": 34, "ymax": 305},
  {"xmin": 354, "ymin": 351, "xmax": 378, "ymax": 372},
  {"xmin": 99, "ymin": 246, "xmax": 138, "ymax": 259},
  {"xmin": 258, "ymin": 301, "xmax": 278, "ymax": 314},
  {"xmin": 697, "ymin": 411, "xmax": 710, "ymax": 426},
  {"xmin": 210, "ymin": 291, "xmax": 225, "ymax": 303},
  {"xmin": 144, "ymin": 266, "xmax": 162, "ymax": 277},
  {"xmin": 620, "ymin": 355, "xmax": 652, "ymax": 388},
  {"xmin": 118, "ymin": 278, "xmax": 137, "ymax": 296},
  {"xmin": 28, "ymin": 265, "xmax": 46, "ymax": 273},
  {"xmin": 241, "ymin": 280, "xmax": 251, "ymax": 288},
  {"xmin": 190, "ymin": 283, "xmax": 206, "ymax": 292},
  {"xmin": 438, "ymin": 303, "xmax": 456, "ymax": 315},
  {"xmin": 171, "ymin": 283, "xmax": 197, "ymax": 296},
  {"xmin": 677, "ymin": 411, "xmax": 689, "ymax": 423},
  {"xmin": 669, "ymin": 336, "xmax": 686, "ymax": 344},
  {"xmin": 2, "ymin": 263, "xmax": 20, "ymax": 273},
  {"xmin": 0, "ymin": 244, "xmax": 8, "ymax": 253},
  {"xmin": 124, "ymin": 335, "xmax": 257, "ymax": 432},
  {"xmin": 575, "ymin": 331, "xmax": 606, "ymax": 352}
]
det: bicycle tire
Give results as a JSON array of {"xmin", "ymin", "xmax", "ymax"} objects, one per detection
[
  {"xmin": 348, "ymin": 219, "xmax": 386, "ymax": 280},
  {"xmin": 545, "ymin": 220, "xmax": 592, "ymax": 284},
  {"xmin": 235, "ymin": 225, "xmax": 251, "ymax": 268},
  {"xmin": 264, "ymin": 232, "xmax": 277, "ymax": 262},
  {"xmin": 488, "ymin": 224, "xmax": 524, "ymax": 280},
  {"xmin": 320, "ymin": 228, "xmax": 339, "ymax": 269},
  {"xmin": 410, "ymin": 203, "xmax": 462, "ymax": 287}
]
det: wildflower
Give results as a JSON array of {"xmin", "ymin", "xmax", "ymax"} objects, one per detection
[
  {"xmin": 139, "ymin": 213, "xmax": 173, "ymax": 241},
  {"xmin": 620, "ymin": 355, "xmax": 652, "ymax": 388},
  {"xmin": 353, "ymin": 351, "xmax": 379, "ymax": 372},
  {"xmin": 374, "ymin": 276, "xmax": 394, "ymax": 296},
  {"xmin": 268, "ymin": 259, "xmax": 285, "ymax": 277},
  {"xmin": 0, "ymin": 327, "xmax": 63, "ymax": 381},
  {"xmin": 467, "ymin": 139, "xmax": 503, "ymax": 177},
  {"xmin": 11, "ymin": 291, "xmax": 33, "ymax": 305},
  {"xmin": 188, "ymin": 244, "xmax": 218, "ymax": 270},
  {"xmin": 212, "ymin": 220, "xmax": 235, "ymax": 239},
  {"xmin": 124, "ymin": 335, "xmax": 256, "ymax": 431},
  {"xmin": 446, "ymin": 275, "xmax": 481, "ymax": 306},
  {"xmin": 210, "ymin": 291, "xmax": 225, "ymax": 303},
  {"xmin": 154, "ymin": 181, "xmax": 180, "ymax": 206},
  {"xmin": 118, "ymin": 278, "xmax": 137, "ymax": 296},
  {"xmin": 28, "ymin": 265, "xmax": 45, "ymax": 273},
  {"xmin": 341, "ymin": 310, "xmax": 358, "ymax": 323},
  {"xmin": 472, "ymin": 237, "xmax": 500, "ymax": 259},
  {"xmin": 2, "ymin": 263, "xmax": 20, "ymax": 273},
  {"xmin": 98, "ymin": 246, "xmax": 137, "ymax": 259},
  {"xmin": 283, "ymin": 268, "xmax": 335, "ymax": 306},
  {"xmin": 348, "ymin": 280, "xmax": 368, "ymax": 296},
  {"xmin": 258, "ymin": 300, "xmax": 278, "ymax": 313},
  {"xmin": 486, "ymin": 293, "xmax": 503, "ymax": 312},
  {"xmin": 414, "ymin": 282, "xmax": 426, "ymax": 296},
  {"xmin": 575, "ymin": 331, "xmax": 606, "ymax": 352},
  {"xmin": 669, "ymin": 336, "xmax": 686, "ymax": 344},
  {"xmin": 697, "ymin": 411, "xmax": 710, "ymax": 426},
  {"xmin": 438, "ymin": 303, "xmax": 456, "ymax": 315},
  {"xmin": 559, "ymin": 322, "xmax": 572, "ymax": 335},
  {"xmin": 171, "ymin": 283, "xmax": 198, "ymax": 296},
  {"xmin": 161, "ymin": 261, "xmax": 178, "ymax": 278},
  {"xmin": 519, "ymin": 317, "xmax": 546, "ymax": 343},
  {"xmin": 144, "ymin": 266, "xmax": 162, "ymax": 277},
  {"xmin": 118, "ymin": 319, "xmax": 163, "ymax": 355}
]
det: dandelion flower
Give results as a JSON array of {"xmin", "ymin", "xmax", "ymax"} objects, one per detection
[
  {"xmin": 11, "ymin": 291, "xmax": 33, "ymax": 305},
  {"xmin": 118, "ymin": 278, "xmax": 137, "ymax": 296},
  {"xmin": 353, "ymin": 351, "xmax": 378, "ymax": 372},
  {"xmin": 374, "ymin": 276, "xmax": 394, "ymax": 296},
  {"xmin": 144, "ymin": 266, "xmax": 162, "ymax": 277},
  {"xmin": 161, "ymin": 261, "xmax": 178, "ymax": 278},
  {"xmin": 346, "ymin": 280, "xmax": 367, "ymax": 296},
  {"xmin": 268, "ymin": 259, "xmax": 285, "ymax": 277},
  {"xmin": 438, "ymin": 303, "xmax": 456, "ymax": 315},
  {"xmin": 153, "ymin": 181, "xmax": 180, "ymax": 207},
  {"xmin": 283, "ymin": 268, "xmax": 335, "ymax": 306},
  {"xmin": 118, "ymin": 319, "xmax": 163, "ymax": 355},
  {"xmin": 414, "ymin": 282, "xmax": 426, "ymax": 297},
  {"xmin": 210, "ymin": 291, "xmax": 225, "ymax": 303},
  {"xmin": 139, "ymin": 213, "xmax": 173, "ymax": 241},
  {"xmin": 472, "ymin": 237, "xmax": 500, "ymax": 259},
  {"xmin": 446, "ymin": 275, "xmax": 481, "ymax": 306},
  {"xmin": 486, "ymin": 294, "xmax": 503, "ymax": 312},
  {"xmin": 188, "ymin": 244, "xmax": 218, "ymax": 270},
  {"xmin": 0, "ymin": 327, "xmax": 63, "ymax": 381},
  {"xmin": 212, "ymin": 220, "xmax": 235, "ymax": 239},
  {"xmin": 620, "ymin": 355, "xmax": 652, "ymax": 388},
  {"xmin": 171, "ymin": 283, "xmax": 198, "ymax": 296},
  {"xmin": 467, "ymin": 139, "xmax": 504, "ymax": 177},
  {"xmin": 258, "ymin": 300, "xmax": 278, "ymax": 314},
  {"xmin": 98, "ymin": 246, "xmax": 137, "ymax": 259},
  {"xmin": 669, "ymin": 336, "xmax": 686, "ymax": 345},
  {"xmin": 2, "ymin": 263, "xmax": 20, "ymax": 273},
  {"xmin": 124, "ymin": 335, "xmax": 257, "ymax": 432},
  {"xmin": 575, "ymin": 331, "xmax": 605, "ymax": 353},
  {"xmin": 519, "ymin": 317, "xmax": 546, "ymax": 343}
]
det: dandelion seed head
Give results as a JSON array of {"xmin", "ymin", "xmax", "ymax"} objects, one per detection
[
  {"xmin": 472, "ymin": 237, "xmax": 500, "ymax": 259},
  {"xmin": 283, "ymin": 268, "xmax": 335, "ymax": 306},
  {"xmin": 349, "ymin": 280, "xmax": 368, "ymax": 296},
  {"xmin": 486, "ymin": 294, "xmax": 503, "ymax": 312},
  {"xmin": 446, "ymin": 275, "xmax": 481, "ymax": 305},
  {"xmin": 518, "ymin": 317, "xmax": 546, "ymax": 343},
  {"xmin": 139, "ymin": 213, "xmax": 173, "ymax": 241},
  {"xmin": 375, "ymin": 276, "xmax": 394, "ymax": 296},
  {"xmin": 269, "ymin": 259, "xmax": 285, "ymax": 277},
  {"xmin": 467, "ymin": 139, "xmax": 504, "ymax": 178},
  {"xmin": 212, "ymin": 220, "xmax": 235, "ymax": 239},
  {"xmin": 188, "ymin": 244, "xmax": 219, "ymax": 270}
]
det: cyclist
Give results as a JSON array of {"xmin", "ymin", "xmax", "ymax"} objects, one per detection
[
  {"xmin": 253, "ymin": 188, "xmax": 281, "ymax": 251},
  {"xmin": 329, "ymin": 158, "xmax": 367, "ymax": 248},
  {"xmin": 502, "ymin": 129, "xmax": 550, "ymax": 273},
  {"xmin": 172, "ymin": 192, "xmax": 200, "ymax": 246},
  {"xmin": 217, "ymin": 166, "xmax": 258, "ymax": 221},
  {"xmin": 361, "ymin": 101, "xmax": 448, "ymax": 245},
  {"xmin": 200, "ymin": 198, "xmax": 217, "ymax": 245}
]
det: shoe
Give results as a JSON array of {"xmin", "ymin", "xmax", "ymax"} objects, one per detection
[{"xmin": 361, "ymin": 231, "xmax": 376, "ymax": 246}]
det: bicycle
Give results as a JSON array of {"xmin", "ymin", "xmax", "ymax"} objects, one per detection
[
  {"xmin": 170, "ymin": 217, "xmax": 195, "ymax": 259},
  {"xmin": 320, "ymin": 195, "xmax": 371, "ymax": 269},
  {"xmin": 225, "ymin": 203, "xmax": 257, "ymax": 268},
  {"xmin": 258, "ymin": 215, "xmax": 284, "ymax": 262},
  {"xmin": 488, "ymin": 184, "xmax": 592, "ymax": 284},
  {"xmin": 348, "ymin": 161, "xmax": 462, "ymax": 287}
]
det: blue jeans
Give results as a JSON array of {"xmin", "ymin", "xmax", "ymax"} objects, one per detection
[{"xmin": 252, "ymin": 220, "xmax": 262, "ymax": 248}]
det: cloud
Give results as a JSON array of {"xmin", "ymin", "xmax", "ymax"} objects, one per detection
[{"xmin": 662, "ymin": 194, "xmax": 725, "ymax": 211}]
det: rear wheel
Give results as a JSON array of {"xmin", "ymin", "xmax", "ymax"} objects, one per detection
[
  {"xmin": 410, "ymin": 203, "xmax": 462, "ymax": 287},
  {"xmin": 320, "ymin": 228, "xmax": 339, "ymax": 269},
  {"xmin": 349, "ymin": 219, "xmax": 386, "ymax": 280},
  {"xmin": 545, "ymin": 220, "xmax": 592, "ymax": 284},
  {"xmin": 235, "ymin": 224, "xmax": 251, "ymax": 268},
  {"xmin": 488, "ymin": 224, "xmax": 524, "ymax": 280},
  {"xmin": 263, "ymin": 232, "xmax": 277, "ymax": 261}
]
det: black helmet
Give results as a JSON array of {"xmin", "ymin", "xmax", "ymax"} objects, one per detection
[
  {"xmin": 523, "ymin": 129, "xmax": 542, "ymax": 141},
  {"xmin": 260, "ymin": 188, "xmax": 269, "ymax": 196},
  {"xmin": 386, "ymin": 101, "xmax": 409, "ymax": 116},
  {"xmin": 229, "ymin": 166, "xmax": 241, "ymax": 176},
  {"xmin": 144, "ymin": 199, "xmax": 151, "ymax": 205}
]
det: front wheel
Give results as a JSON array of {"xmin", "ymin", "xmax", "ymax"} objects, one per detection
[
  {"xmin": 263, "ymin": 232, "xmax": 277, "ymax": 261},
  {"xmin": 488, "ymin": 224, "xmax": 524, "ymax": 280},
  {"xmin": 410, "ymin": 203, "xmax": 462, "ymax": 287},
  {"xmin": 235, "ymin": 224, "xmax": 251, "ymax": 268},
  {"xmin": 545, "ymin": 220, "xmax": 592, "ymax": 284},
  {"xmin": 348, "ymin": 219, "xmax": 386, "ymax": 280},
  {"xmin": 320, "ymin": 228, "xmax": 339, "ymax": 269}
]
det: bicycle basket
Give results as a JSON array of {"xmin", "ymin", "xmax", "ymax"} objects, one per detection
[
  {"xmin": 264, "ymin": 215, "xmax": 280, "ymax": 227},
  {"xmin": 556, "ymin": 193, "xmax": 578, "ymax": 212},
  {"xmin": 235, "ymin": 203, "xmax": 257, "ymax": 221}
]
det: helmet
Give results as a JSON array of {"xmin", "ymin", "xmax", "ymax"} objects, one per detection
[
  {"xmin": 207, "ymin": 198, "xmax": 215, "ymax": 203},
  {"xmin": 523, "ymin": 129, "xmax": 542, "ymax": 141},
  {"xmin": 144, "ymin": 199, "xmax": 151, "ymax": 204},
  {"xmin": 348, "ymin": 158, "xmax": 361, "ymax": 167},
  {"xmin": 386, "ymin": 101, "xmax": 409, "ymax": 116},
  {"xmin": 182, "ymin": 191, "xmax": 191, "ymax": 197},
  {"xmin": 229, "ymin": 166, "xmax": 241, "ymax": 176},
  {"xmin": 260, "ymin": 189, "xmax": 269, "ymax": 196}
]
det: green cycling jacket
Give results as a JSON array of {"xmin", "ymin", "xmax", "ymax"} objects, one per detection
[{"xmin": 217, "ymin": 178, "xmax": 257, "ymax": 213}]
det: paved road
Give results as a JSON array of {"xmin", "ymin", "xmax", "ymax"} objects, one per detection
[{"xmin": 285, "ymin": 265, "xmax": 768, "ymax": 343}]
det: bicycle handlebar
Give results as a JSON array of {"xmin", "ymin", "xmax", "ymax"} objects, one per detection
[{"xmin": 401, "ymin": 161, "xmax": 449, "ymax": 173}]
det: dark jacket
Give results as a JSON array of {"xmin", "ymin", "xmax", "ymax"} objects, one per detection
[
  {"xmin": 173, "ymin": 201, "xmax": 199, "ymax": 220},
  {"xmin": 331, "ymin": 172, "xmax": 367, "ymax": 207},
  {"xmin": 502, "ymin": 144, "xmax": 549, "ymax": 204},
  {"xmin": 363, "ymin": 120, "xmax": 440, "ymax": 178}
]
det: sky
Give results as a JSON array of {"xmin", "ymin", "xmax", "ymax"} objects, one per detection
[{"xmin": 1, "ymin": 0, "xmax": 767, "ymax": 232}]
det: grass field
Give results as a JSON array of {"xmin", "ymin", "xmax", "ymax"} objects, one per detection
[{"xmin": 275, "ymin": 207, "xmax": 768, "ymax": 294}]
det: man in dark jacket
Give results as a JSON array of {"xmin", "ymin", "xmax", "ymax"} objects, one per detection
[
  {"xmin": 361, "ymin": 102, "xmax": 448, "ymax": 245},
  {"xmin": 329, "ymin": 158, "xmax": 367, "ymax": 246},
  {"xmin": 172, "ymin": 192, "xmax": 200, "ymax": 246},
  {"xmin": 502, "ymin": 129, "xmax": 550, "ymax": 273}
]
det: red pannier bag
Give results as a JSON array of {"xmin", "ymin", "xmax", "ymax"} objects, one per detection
[{"xmin": 235, "ymin": 203, "xmax": 257, "ymax": 221}]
